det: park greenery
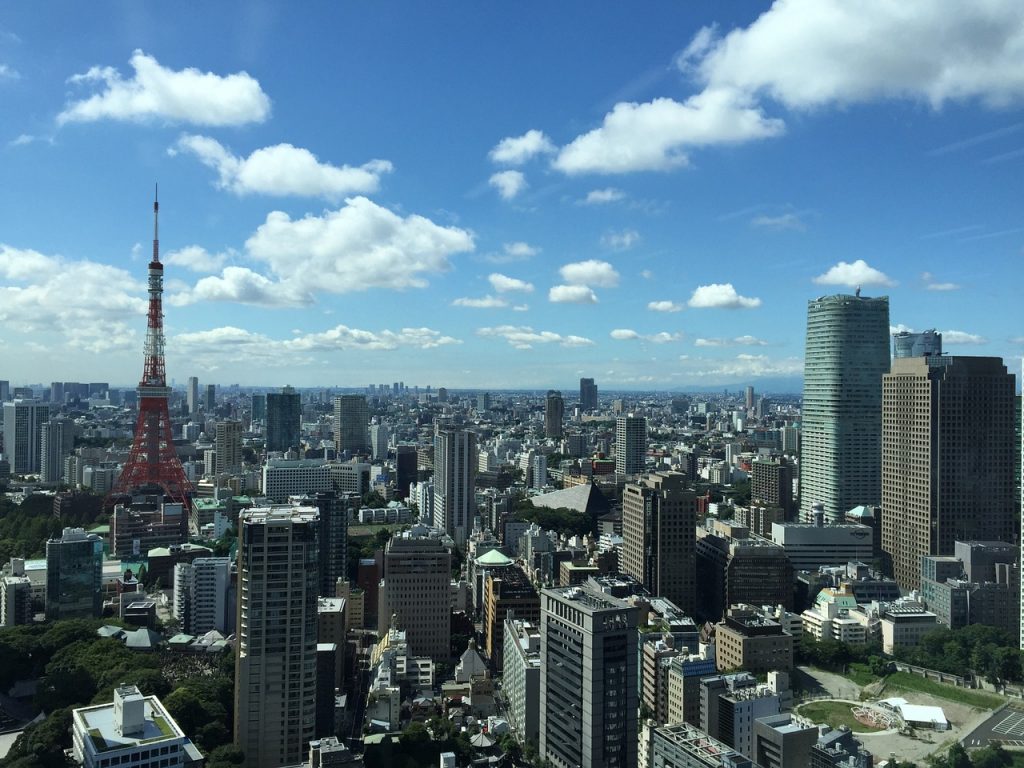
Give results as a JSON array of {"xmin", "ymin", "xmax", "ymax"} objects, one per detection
[
  {"xmin": 0, "ymin": 492, "xmax": 106, "ymax": 562},
  {"xmin": 0, "ymin": 619, "xmax": 237, "ymax": 768},
  {"xmin": 513, "ymin": 501, "xmax": 594, "ymax": 538}
]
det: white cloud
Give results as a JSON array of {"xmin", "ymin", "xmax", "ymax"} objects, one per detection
[
  {"xmin": 483, "ymin": 241, "xmax": 540, "ymax": 264},
  {"xmin": 489, "ymin": 129, "xmax": 556, "ymax": 164},
  {"xmin": 610, "ymin": 329, "xmax": 641, "ymax": 340},
  {"xmin": 611, "ymin": 329, "xmax": 682, "ymax": 343},
  {"xmin": 688, "ymin": 283, "xmax": 762, "ymax": 309},
  {"xmin": 813, "ymin": 259, "xmax": 895, "ymax": 288},
  {"xmin": 941, "ymin": 329, "xmax": 987, "ymax": 345},
  {"xmin": 8, "ymin": 134, "xmax": 36, "ymax": 147},
  {"xmin": 489, "ymin": 170, "xmax": 527, "ymax": 200},
  {"xmin": 695, "ymin": 335, "xmax": 768, "ymax": 347},
  {"xmin": 553, "ymin": 90, "xmax": 783, "ymax": 174},
  {"xmin": 640, "ymin": 270, "xmax": 654, "ymax": 280},
  {"xmin": 582, "ymin": 188, "xmax": 626, "ymax": 205},
  {"xmin": 452, "ymin": 295, "xmax": 509, "ymax": 309},
  {"xmin": 891, "ymin": 324, "xmax": 915, "ymax": 334},
  {"xmin": 488, "ymin": 273, "xmax": 534, "ymax": 293},
  {"xmin": 921, "ymin": 272, "xmax": 960, "ymax": 291},
  {"xmin": 751, "ymin": 212, "xmax": 805, "ymax": 231},
  {"xmin": 559, "ymin": 259, "xmax": 620, "ymax": 287},
  {"xmin": 601, "ymin": 229, "xmax": 640, "ymax": 250},
  {"xmin": 244, "ymin": 196, "xmax": 474, "ymax": 296},
  {"xmin": 58, "ymin": 50, "xmax": 270, "ymax": 126},
  {"xmin": 689, "ymin": 353, "xmax": 803, "ymax": 379},
  {"xmin": 549, "ymin": 285, "xmax": 598, "ymax": 304},
  {"xmin": 733, "ymin": 334, "xmax": 769, "ymax": 346},
  {"xmin": 477, "ymin": 325, "xmax": 594, "ymax": 349},
  {"xmin": 168, "ymin": 266, "xmax": 309, "ymax": 307},
  {"xmin": 0, "ymin": 64, "xmax": 19, "ymax": 80},
  {"xmin": 164, "ymin": 245, "xmax": 230, "ymax": 273},
  {"xmin": 648, "ymin": 300, "xmax": 683, "ymax": 312},
  {"xmin": 172, "ymin": 134, "xmax": 392, "ymax": 199}
]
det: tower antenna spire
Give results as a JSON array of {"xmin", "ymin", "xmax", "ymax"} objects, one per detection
[{"xmin": 153, "ymin": 183, "xmax": 160, "ymax": 263}]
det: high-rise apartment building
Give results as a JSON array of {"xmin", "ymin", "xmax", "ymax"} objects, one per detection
[
  {"xmin": 0, "ymin": 381, "xmax": 9, "ymax": 402},
  {"xmin": 187, "ymin": 376, "xmax": 199, "ymax": 414},
  {"xmin": 433, "ymin": 425, "xmax": 477, "ymax": 546},
  {"xmin": 309, "ymin": 491, "xmax": 351, "ymax": 597},
  {"xmin": 579, "ymin": 377, "xmax": 598, "ymax": 411},
  {"xmin": 45, "ymin": 527, "xmax": 102, "ymax": 620},
  {"xmin": 234, "ymin": 506, "xmax": 319, "ymax": 768},
  {"xmin": 204, "ymin": 383, "xmax": 216, "ymax": 413},
  {"xmin": 615, "ymin": 415, "xmax": 646, "ymax": 475},
  {"xmin": 369, "ymin": 421, "xmax": 389, "ymax": 461},
  {"xmin": 173, "ymin": 556, "xmax": 232, "ymax": 635},
  {"xmin": 800, "ymin": 293, "xmax": 890, "ymax": 522},
  {"xmin": 539, "ymin": 585, "xmax": 638, "ymax": 768},
  {"xmin": 882, "ymin": 355, "xmax": 1016, "ymax": 589},
  {"xmin": 377, "ymin": 532, "xmax": 452, "ymax": 659},
  {"xmin": 334, "ymin": 394, "xmax": 369, "ymax": 455},
  {"xmin": 622, "ymin": 471, "xmax": 697, "ymax": 614},
  {"xmin": 214, "ymin": 420, "xmax": 243, "ymax": 475},
  {"xmin": 266, "ymin": 385, "xmax": 302, "ymax": 453},
  {"xmin": 40, "ymin": 417, "xmax": 75, "ymax": 484},
  {"xmin": 545, "ymin": 390, "xmax": 564, "ymax": 439},
  {"xmin": 745, "ymin": 386, "xmax": 755, "ymax": 410},
  {"xmin": 50, "ymin": 381, "xmax": 65, "ymax": 404},
  {"xmin": 750, "ymin": 456, "xmax": 794, "ymax": 515},
  {"xmin": 250, "ymin": 392, "xmax": 266, "ymax": 423},
  {"xmin": 2, "ymin": 399, "xmax": 50, "ymax": 475}
]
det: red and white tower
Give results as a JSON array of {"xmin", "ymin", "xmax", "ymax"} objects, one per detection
[{"xmin": 111, "ymin": 191, "xmax": 192, "ymax": 509}]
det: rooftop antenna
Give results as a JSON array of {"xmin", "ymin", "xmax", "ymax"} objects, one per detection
[
  {"xmin": 153, "ymin": 183, "xmax": 159, "ymax": 262},
  {"xmin": 855, "ymin": 285, "xmax": 861, "ymax": 297}
]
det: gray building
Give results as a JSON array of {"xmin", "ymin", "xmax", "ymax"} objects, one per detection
[
  {"xmin": 800, "ymin": 293, "xmax": 890, "ymax": 523},
  {"xmin": 433, "ymin": 425, "xmax": 477, "ymax": 546},
  {"xmin": 41, "ymin": 417, "xmax": 75, "ymax": 484},
  {"xmin": 333, "ymin": 394, "xmax": 369, "ymax": 455},
  {"xmin": 540, "ymin": 585, "xmax": 638, "ymax": 768},
  {"xmin": 266, "ymin": 385, "xmax": 302, "ymax": 453},
  {"xmin": 648, "ymin": 722, "xmax": 752, "ymax": 767},
  {"xmin": 579, "ymin": 378, "xmax": 598, "ymax": 411},
  {"xmin": 770, "ymin": 522, "xmax": 874, "ymax": 573},
  {"xmin": 2, "ymin": 399, "xmax": 50, "ymax": 475},
  {"xmin": 45, "ymin": 527, "xmax": 102, "ymax": 620},
  {"xmin": 753, "ymin": 713, "xmax": 818, "ymax": 768},
  {"xmin": 503, "ymin": 617, "xmax": 541, "ymax": 747},
  {"xmin": 615, "ymin": 415, "xmax": 647, "ymax": 475},
  {"xmin": 700, "ymin": 673, "xmax": 780, "ymax": 762}
]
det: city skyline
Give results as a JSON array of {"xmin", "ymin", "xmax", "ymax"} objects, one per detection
[{"xmin": 1, "ymin": 3, "xmax": 1023, "ymax": 390}]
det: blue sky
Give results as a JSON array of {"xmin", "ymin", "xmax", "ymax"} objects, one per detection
[{"xmin": 1, "ymin": 1, "xmax": 1022, "ymax": 391}]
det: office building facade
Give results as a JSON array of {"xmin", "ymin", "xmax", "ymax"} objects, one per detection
[
  {"xmin": 615, "ymin": 415, "xmax": 647, "ymax": 475},
  {"xmin": 545, "ymin": 390, "xmax": 564, "ymax": 439},
  {"xmin": 45, "ymin": 527, "xmax": 103, "ymax": 620},
  {"xmin": 2, "ymin": 399, "xmax": 50, "ymax": 475},
  {"xmin": 579, "ymin": 378, "xmax": 598, "ymax": 411},
  {"xmin": 333, "ymin": 394, "xmax": 369, "ymax": 455},
  {"xmin": 433, "ymin": 426, "xmax": 477, "ymax": 546},
  {"xmin": 377, "ymin": 533, "xmax": 452, "ymax": 659},
  {"xmin": 266, "ymin": 386, "xmax": 302, "ymax": 453},
  {"xmin": 214, "ymin": 420, "xmax": 243, "ymax": 475}
]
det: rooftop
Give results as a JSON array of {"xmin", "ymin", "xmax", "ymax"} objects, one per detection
[{"xmin": 75, "ymin": 696, "xmax": 183, "ymax": 754}]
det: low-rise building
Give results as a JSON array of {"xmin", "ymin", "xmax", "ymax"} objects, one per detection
[
  {"xmin": 646, "ymin": 721, "xmax": 753, "ymax": 768},
  {"xmin": 880, "ymin": 604, "xmax": 938, "ymax": 654},
  {"xmin": 503, "ymin": 617, "xmax": 541, "ymax": 747},
  {"xmin": 715, "ymin": 606, "xmax": 794, "ymax": 674}
]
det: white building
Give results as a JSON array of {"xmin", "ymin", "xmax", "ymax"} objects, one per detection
[
  {"xmin": 72, "ymin": 685, "xmax": 201, "ymax": 768},
  {"xmin": 770, "ymin": 521, "xmax": 874, "ymax": 572},
  {"xmin": 433, "ymin": 426, "xmax": 477, "ymax": 546},
  {"xmin": 261, "ymin": 458, "xmax": 333, "ymax": 502},
  {"xmin": 173, "ymin": 557, "xmax": 232, "ymax": 635}
]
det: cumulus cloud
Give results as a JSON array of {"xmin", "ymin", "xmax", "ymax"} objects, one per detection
[
  {"xmin": 488, "ymin": 273, "xmax": 534, "ymax": 293},
  {"xmin": 612, "ymin": 329, "xmax": 683, "ymax": 343},
  {"xmin": 689, "ymin": 353, "xmax": 804, "ymax": 379},
  {"xmin": 0, "ymin": 64, "xmax": 19, "ymax": 80},
  {"xmin": 582, "ymin": 188, "xmax": 626, "ymax": 205},
  {"xmin": 489, "ymin": 170, "xmax": 527, "ymax": 200},
  {"xmin": 549, "ymin": 285, "xmax": 598, "ymax": 304},
  {"xmin": 489, "ymin": 129, "xmax": 556, "ymax": 164},
  {"xmin": 164, "ymin": 245, "xmax": 230, "ymax": 273},
  {"xmin": 172, "ymin": 134, "xmax": 392, "ymax": 199},
  {"xmin": 813, "ymin": 259, "xmax": 895, "ymax": 288},
  {"xmin": 610, "ymin": 329, "xmax": 641, "ymax": 340},
  {"xmin": 483, "ymin": 241, "xmax": 540, "ymax": 264},
  {"xmin": 58, "ymin": 50, "xmax": 270, "ymax": 126},
  {"xmin": 695, "ymin": 335, "xmax": 768, "ymax": 347},
  {"xmin": 648, "ymin": 300, "xmax": 683, "ymax": 312},
  {"xmin": 452, "ymin": 295, "xmax": 509, "ymax": 309},
  {"xmin": 559, "ymin": 259, "xmax": 620, "ymax": 287},
  {"xmin": 921, "ymin": 272, "xmax": 960, "ymax": 291},
  {"xmin": 477, "ymin": 325, "xmax": 594, "ymax": 349},
  {"xmin": 168, "ymin": 266, "xmax": 310, "ymax": 307},
  {"xmin": 688, "ymin": 283, "xmax": 762, "ymax": 309},
  {"xmin": 601, "ymin": 229, "xmax": 640, "ymax": 250},
  {"xmin": 941, "ymin": 329, "xmax": 987, "ymax": 345},
  {"xmin": 751, "ymin": 212, "xmax": 805, "ymax": 231}
]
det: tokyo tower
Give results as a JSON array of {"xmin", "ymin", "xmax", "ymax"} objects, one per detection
[{"xmin": 110, "ymin": 190, "xmax": 192, "ymax": 509}]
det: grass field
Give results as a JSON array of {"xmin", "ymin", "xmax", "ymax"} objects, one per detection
[
  {"xmin": 798, "ymin": 701, "xmax": 886, "ymax": 733},
  {"xmin": 884, "ymin": 672, "xmax": 1004, "ymax": 709},
  {"xmin": 847, "ymin": 663, "xmax": 880, "ymax": 687}
]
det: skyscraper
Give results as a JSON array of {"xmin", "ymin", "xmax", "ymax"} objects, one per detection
[
  {"xmin": 622, "ymin": 471, "xmax": 697, "ymax": 614},
  {"xmin": 579, "ymin": 377, "xmax": 598, "ymax": 411},
  {"xmin": 45, "ymin": 527, "xmax": 102, "ymax": 620},
  {"xmin": 250, "ymin": 392, "xmax": 266, "ymax": 423},
  {"xmin": 615, "ymin": 415, "xmax": 646, "ymax": 475},
  {"xmin": 882, "ymin": 355, "xmax": 1016, "ymax": 590},
  {"xmin": 333, "ymin": 394, "xmax": 368, "ymax": 455},
  {"xmin": 234, "ymin": 506, "xmax": 319, "ymax": 768},
  {"xmin": 544, "ymin": 390, "xmax": 564, "ymax": 439},
  {"xmin": 214, "ymin": 420, "xmax": 243, "ymax": 475},
  {"xmin": 377, "ymin": 532, "xmax": 452, "ymax": 659},
  {"xmin": 433, "ymin": 425, "xmax": 477, "ymax": 546},
  {"xmin": 50, "ymin": 381, "xmax": 65, "ymax": 404},
  {"xmin": 40, "ymin": 417, "xmax": 75, "ymax": 484},
  {"xmin": 745, "ymin": 385, "xmax": 755, "ymax": 410},
  {"xmin": 799, "ymin": 293, "xmax": 890, "ymax": 522},
  {"xmin": 204, "ymin": 384, "xmax": 216, "ymax": 413},
  {"xmin": 266, "ymin": 385, "xmax": 302, "ymax": 453},
  {"xmin": 310, "ymin": 491, "xmax": 350, "ymax": 597},
  {"xmin": 187, "ymin": 376, "xmax": 199, "ymax": 415},
  {"xmin": 2, "ymin": 399, "xmax": 50, "ymax": 475},
  {"xmin": 539, "ymin": 585, "xmax": 638, "ymax": 768}
]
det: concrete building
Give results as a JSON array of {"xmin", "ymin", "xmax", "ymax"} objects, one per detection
[
  {"xmin": 753, "ymin": 713, "xmax": 818, "ymax": 768},
  {"xmin": 266, "ymin": 385, "xmax": 302, "ymax": 453},
  {"xmin": 893, "ymin": 329, "xmax": 943, "ymax": 359},
  {"xmin": 695, "ymin": 525, "xmax": 793, "ymax": 623},
  {"xmin": 647, "ymin": 721, "xmax": 753, "ymax": 768},
  {"xmin": 45, "ymin": 527, "xmax": 102, "ymax": 620},
  {"xmin": 433, "ymin": 425, "xmax": 477, "ymax": 546},
  {"xmin": 250, "ymin": 392, "xmax": 266, "ymax": 423},
  {"xmin": 770, "ymin": 522, "xmax": 874, "ymax": 572},
  {"xmin": 880, "ymin": 604, "xmax": 939, "ymax": 654},
  {"xmin": 642, "ymin": 635, "xmax": 680, "ymax": 725},
  {"xmin": 715, "ymin": 606, "xmax": 794, "ymax": 674},
  {"xmin": 545, "ymin": 390, "xmax": 564, "ymax": 439},
  {"xmin": 334, "ymin": 395, "xmax": 369, "ymax": 455},
  {"xmin": 800, "ymin": 294, "xmax": 890, "ymax": 523},
  {"xmin": 186, "ymin": 376, "xmax": 199, "ymax": 415},
  {"xmin": 305, "ymin": 491, "xmax": 352, "ymax": 598},
  {"xmin": 369, "ymin": 421, "xmax": 390, "ymax": 461},
  {"xmin": 41, "ymin": 417, "xmax": 75, "ymax": 483},
  {"xmin": 205, "ymin": 383, "xmax": 216, "ymax": 412},
  {"xmin": 1, "ymin": 575, "xmax": 32, "ymax": 626},
  {"xmin": 110, "ymin": 499, "xmax": 186, "ymax": 558},
  {"xmin": 579, "ymin": 378, "xmax": 598, "ymax": 411},
  {"xmin": 622, "ymin": 471, "xmax": 697, "ymax": 614},
  {"xmin": 882, "ymin": 355, "xmax": 1016, "ymax": 589},
  {"xmin": 483, "ymin": 564, "xmax": 539, "ymax": 670},
  {"xmin": 2, "ymin": 398, "xmax": 50, "ymax": 474},
  {"xmin": 800, "ymin": 584, "xmax": 868, "ymax": 645},
  {"xmin": 72, "ymin": 685, "xmax": 201, "ymax": 768},
  {"xmin": 503, "ymin": 617, "xmax": 541, "ymax": 747},
  {"xmin": 921, "ymin": 541, "xmax": 1019, "ymax": 633},
  {"xmin": 666, "ymin": 648, "xmax": 717, "ymax": 727},
  {"xmin": 173, "ymin": 557, "xmax": 232, "ymax": 635},
  {"xmin": 262, "ymin": 459, "xmax": 333, "ymax": 502},
  {"xmin": 615, "ymin": 415, "xmax": 647, "ymax": 475},
  {"xmin": 377, "ymin": 531, "xmax": 452, "ymax": 659},
  {"xmin": 234, "ymin": 506, "xmax": 320, "ymax": 768},
  {"xmin": 540, "ymin": 585, "xmax": 639, "ymax": 768},
  {"xmin": 701, "ymin": 673, "xmax": 781, "ymax": 762},
  {"xmin": 214, "ymin": 420, "xmax": 243, "ymax": 475},
  {"xmin": 750, "ymin": 457, "xmax": 793, "ymax": 516}
]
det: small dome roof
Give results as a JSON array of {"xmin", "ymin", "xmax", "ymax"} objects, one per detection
[{"xmin": 475, "ymin": 548, "xmax": 512, "ymax": 567}]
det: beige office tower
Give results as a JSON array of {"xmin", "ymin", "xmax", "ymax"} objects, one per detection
[
  {"xmin": 882, "ymin": 356, "xmax": 1016, "ymax": 590},
  {"xmin": 214, "ymin": 420, "xmax": 243, "ymax": 475},
  {"xmin": 621, "ymin": 471, "xmax": 697, "ymax": 614},
  {"xmin": 544, "ymin": 390, "xmax": 564, "ymax": 439},
  {"xmin": 377, "ymin": 533, "xmax": 452, "ymax": 659},
  {"xmin": 234, "ymin": 506, "xmax": 319, "ymax": 768}
]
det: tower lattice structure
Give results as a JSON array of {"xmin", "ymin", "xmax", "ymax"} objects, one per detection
[{"xmin": 111, "ymin": 193, "xmax": 192, "ymax": 509}]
